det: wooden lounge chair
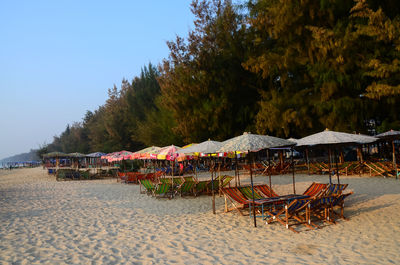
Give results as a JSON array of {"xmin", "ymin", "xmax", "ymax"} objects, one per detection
[
  {"xmin": 220, "ymin": 175, "xmax": 233, "ymax": 188},
  {"xmin": 152, "ymin": 182, "xmax": 173, "ymax": 198},
  {"xmin": 254, "ymin": 184, "xmax": 279, "ymax": 198},
  {"xmin": 178, "ymin": 176, "xmax": 196, "ymax": 196},
  {"xmin": 302, "ymin": 182, "xmax": 328, "ymax": 198},
  {"xmin": 265, "ymin": 198, "xmax": 315, "ymax": 233},
  {"xmin": 139, "ymin": 179, "xmax": 155, "ymax": 195},
  {"xmin": 238, "ymin": 186, "xmax": 265, "ymax": 200},
  {"xmin": 327, "ymin": 192, "xmax": 354, "ymax": 221},
  {"xmin": 194, "ymin": 180, "xmax": 209, "ymax": 196},
  {"xmin": 322, "ymin": 183, "xmax": 348, "ymax": 196},
  {"xmin": 221, "ymin": 187, "xmax": 251, "ymax": 215}
]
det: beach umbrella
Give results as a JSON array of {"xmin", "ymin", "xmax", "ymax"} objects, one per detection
[
  {"xmin": 178, "ymin": 140, "xmax": 222, "ymax": 155},
  {"xmin": 177, "ymin": 140, "xmax": 223, "ymax": 214},
  {"xmin": 130, "ymin": 146, "xmax": 161, "ymax": 160},
  {"xmin": 155, "ymin": 145, "xmax": 181, "ymax": 179},
  {"xmin": 86, "ymin": 152, "xmax": 106, "ymax": 157},
  {"xmin": 296, "ymin": 129, "xmax": 378, "ymax": 183},
  {"xmin": 217, "ymin": 132, "xmax": 295, "ymax": 227},
  {"xmin": 376, "ymin": 130, "xmax": 400, "ymax": 179},
  {"xmin": 156, "ymin": 145, "xmax": 181, "ymax": 161},
  {"xmin": 86, "ymin": 152, "xmax": 106, "ymax": 167},
  {"xmin": 178, "ymin": 139, "xmax": 221, "ymax": 201}
]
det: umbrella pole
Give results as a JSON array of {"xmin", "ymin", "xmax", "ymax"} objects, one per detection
[
  {"xmin": 334, "ymin": 149, "xmax": 340, "ymax": 184},
  {"xmin": 249, "ymin": 151, "xmax": 257, "ymax": 227},
  {"xmin": 235, "ymin": 151, "xmax": 238, "ymax": 187},
  {"xmin": 306, "ymin": 148, "xmax": 310, "ymax": 176},
  {"xmin": 267, "ymin": 149, "xmax": 272, "ymax": 197},
  {"xmin": 291, "ymin": 148, "xmax": 296, "ymax": 194},
  {"xmin": 195, "ymin": 158, "xmax": 198, "ymax": 180},
  {"xmin": 328, "ymin": 148, "xmax": 332, "ymax": 184},
  {"xmin": 211, "ymin": 155, "xmax": 216, "ymax": 214},
  {"xmin": 392, "ymin": 140, "xmax": 398, "ymax": 180}
]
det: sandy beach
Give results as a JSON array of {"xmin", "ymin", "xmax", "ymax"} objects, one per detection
[{"xmin": 0, "ymin": 168, "xmax": 400, "ymax": 264}]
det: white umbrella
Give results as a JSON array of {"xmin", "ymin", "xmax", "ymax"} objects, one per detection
[
  {"xmin": 296, "ymin": 129, "xmax": 378, "ymax": 183},
  {"xmin": 296, "ymin": 129, "xmax": 377, "ymax": 147},
  {"xmin": 177, "ymin": 140, "xmax": 222, "ymax": 155},
  {"xmin": 217, "ymin": 132, "xmax": 295, "ymax": 227}
]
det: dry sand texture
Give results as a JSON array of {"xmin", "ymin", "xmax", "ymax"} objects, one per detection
[{"xmin": 0, "ymin": 168, "xmax": 400, "ymax": 264}]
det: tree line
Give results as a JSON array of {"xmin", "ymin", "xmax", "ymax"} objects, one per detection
[{"xmin": 38, "ymin": 0, "xmax": 400, "ymax": 156}]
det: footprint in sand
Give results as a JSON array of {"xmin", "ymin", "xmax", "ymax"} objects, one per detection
[{"xmin": 292, "ymin": 244, "xmax": 318, "ymax": 255}]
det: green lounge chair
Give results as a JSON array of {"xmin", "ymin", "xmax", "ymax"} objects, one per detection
[
  {"xmin": 179, "ymin": 177, "xmax": 196, "ymax": 196},
  {"xmin": 194, "ymin": 180, "xmax": 209, "ymax": 196},
  {"xmin": 152, "ymin": 182, "xmax": 173, "ymax": 198},
  {"xmin": 139, "ymin": 179, "xmax": 155, "ymax": 195},
  {"xmin": 238, "ymin": 186, "xmax": 264, "ymax": 200}
]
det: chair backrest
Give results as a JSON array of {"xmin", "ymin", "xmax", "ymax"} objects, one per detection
[
  {"xmin": 324, "ymin": 184, "xmax": 348, "ymax": 196},
  {"xmin": 139, "ymin": 179, "xmax": 154, "ymax": 191},
  {"xmin": 195, "ymin": 180, "xmax": 209, "ymax": 194},
  {"xmin": 287, "ymin": 198, "xmax": 311, "ymax": 213},
  {"xmin": 180, "ymin": 180, "xmax": 196, "ymax": 193},
  {"xmin": 238, "ymin": 186, "xmax": 264, "ymax": 200},
  {"xmin": 207, "ymin": 178, "xmax": 220, "ymax": 190},
  {"xmin": 221, "ymin": 176, "xmax": 234, "ymax": 187},
  {"xmin": 254, "ymin": 184, "xmax": 279, "ymax": 198},
  {"xmin": 331, "ymin": 192, "xmax": 353, "ymax": 206},
  {"xmin": 222, "ymin": 187, "xmax": 248, "ymax": 204},
  {"xmin": 303, "ymin": 182, "xmax": 328, "ymax": 197},
  {"xmin": 154, "ymin": 183, "xmax": 171, "ymax": 195},
  {"xmin": 183, "ymin": 176, "xmax": 196, "ymax": 182}
]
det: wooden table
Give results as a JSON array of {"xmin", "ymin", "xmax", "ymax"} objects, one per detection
[{"xmin": 247, "ymin": 194, "xmax": 310, "ymax": 219}]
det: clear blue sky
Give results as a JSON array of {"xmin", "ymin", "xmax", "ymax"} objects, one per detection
[{"xmin": 0, "ymin": 0, "xmax": 195, "ymax": 160}]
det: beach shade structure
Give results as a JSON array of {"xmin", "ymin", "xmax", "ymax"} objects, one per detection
[
  {"xmin": 86, "ymin": 152, "xmax": 107, "ymax": 168},
  {"xmin": 42, "ymin": 152, "xmax": 68, "ymax": 168},
  {"xmin": 179, "ymin": 139, "xmax": 223, "ymax": 211},
  {"xmin": 216, "ymin": 132, "xmax": 295, "ymax": 227},
  {"xmin": 131, "ymin": 146, "xmax": 161, "ymax": 160},
  {"xmin": 66, "ymin": 153, "xmax": 86, "ymax": 169},
  {"xmin": 156, "ymin": 145, "xmax": 181, "ymax": 161},
  {"xmin": 156, "ymin": 145, "xmax": 182, "ymax": 179},
  {"xmin": 86, "ymin": 152, "xmax": 106, "ymax": 158},
  {"xmin": 296, "ymin": 129, "xmax": 378, "ymax": 183},
  {"xmin": 178, "ymin": 140, "xmax": 222, "ymax": 155},
  {"xmin": 376, "ymin": 130, "xmax": 400, "ymax": 179},
  {"xmin": 175, "ymin": 143, "xmax": 197, "ymax": 162},
  {"xmin": 67, "ymin": 152, "xmax": 86, "ymax": 158},
  {"xmin": 42, "ymin": 151, "xmax": 67, "ymax": 158}
]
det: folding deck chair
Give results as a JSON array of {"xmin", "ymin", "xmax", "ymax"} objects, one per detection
[{"xmin": 221, "ymin": 187, "xmax": 251, "ymax": 215}]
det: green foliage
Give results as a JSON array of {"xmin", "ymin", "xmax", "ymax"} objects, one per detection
[
  {"xmin": 41, "ymin": 0, "xmax": 400, "ymax": 154},
  {"xmin": 159, "ymin": 0, "xmax": 261, "ymax": 143}
]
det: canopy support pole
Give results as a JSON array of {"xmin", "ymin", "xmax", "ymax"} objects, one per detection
[
  {"xmin": 291, "ymin": 148, "xmax": 296, "ymax": 194},
  {"xmin": 334, "ymin": 148, "xmax": 340, "ymax": 184},
  {"xmin": 267, "ymin": 149, "xmax": 272, "ymax": 197},
  {"xmin": 249, "ymin": 151, "xmax": 257, "ymax": 227},
  {"xmin": 393, "ymin": 140, "xmax": 398, "ymax": 180},
  {"xmin": 328, "ymin": 148, "xmax": 332, "ymax": 184}
]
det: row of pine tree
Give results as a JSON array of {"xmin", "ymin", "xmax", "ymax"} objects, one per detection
[{"xmin": 38, "ymin": 0, "xmax": 400, "ymax": 155}]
